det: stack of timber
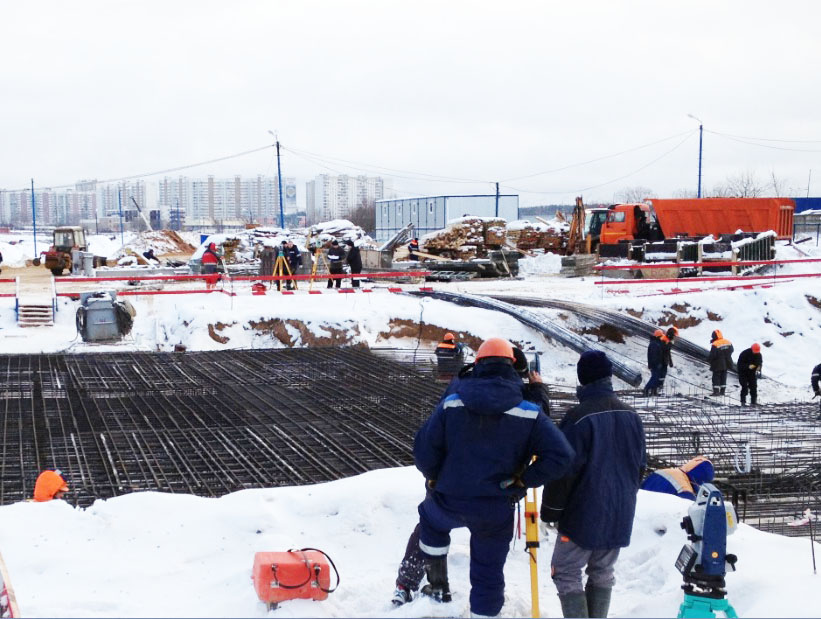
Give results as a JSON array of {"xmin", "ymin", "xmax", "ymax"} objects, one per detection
[
  {"xmin": 506, "ymin": 219, "xmax": 567, "ymax": 252},
  {"xmin": 422, "ymin": 217, "xmax": 507, "ymax": 259}
]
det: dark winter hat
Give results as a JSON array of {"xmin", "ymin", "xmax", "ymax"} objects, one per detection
[
  {"xmin": 331, "ymin": 240, "xmax": 339, "ymax": 246},
  {"xmin": 577, "ymin": 350, "xmax": 612, "ymax": 385},
  {"xmin": 512, "ymin": 347, "xmax": 528, "ymax": 376},
  {"xmin": 345, "ymin": 239, "xmax": 354, "ymax": 247}
]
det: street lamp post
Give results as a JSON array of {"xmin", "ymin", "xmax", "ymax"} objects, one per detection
[
  {"xmin": 268, "ymin": 130, "xmax": 285, "ymax": 229},
  {"xmin": 688, "ymin": 114, "xmax": 703, "ymax": 198}
]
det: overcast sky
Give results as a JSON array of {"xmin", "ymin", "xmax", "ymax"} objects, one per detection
[{"xmin": 2, "ymin": 0, "xmax": 820, "ymax": 207}]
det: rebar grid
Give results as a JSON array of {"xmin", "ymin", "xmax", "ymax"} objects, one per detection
[{"xmin": 0, "ymin": 349, "xmax": 442, "ymax": 508}]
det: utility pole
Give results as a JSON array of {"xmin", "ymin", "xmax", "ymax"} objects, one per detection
[
  {"xmin": 276, "ymin": 139, "xmax": 285, "ymax": 229},
  {"xmin": 688, "ymin": 114, "xmax": 704, "ymax": 199},
  {"xmin": 118, "ymin": 187, "xmax": 124, "ymax": 247},
  {"xmin": 31, "ymin": 179, "xmax": 37, "ymax": 259},
  {"xmin": 697, "ymin": 123, "xmax": 703, "ymax": 199},
  {"xmin": 495, "ymin": 182, "xmax": 500, "ymax": 217}
]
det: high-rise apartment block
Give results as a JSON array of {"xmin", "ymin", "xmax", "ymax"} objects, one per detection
[
  {"xmin": 158, "ymin": 175, "xmax": 296, "ymax": 225},
  {"xmin": 305, "ymin": 174, "xmax": 387, "ymax": 224}
]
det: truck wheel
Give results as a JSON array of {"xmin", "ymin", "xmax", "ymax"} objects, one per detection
[{"xmin": 51, "ymin": 268, "xmax": 63, "ymax": 276}]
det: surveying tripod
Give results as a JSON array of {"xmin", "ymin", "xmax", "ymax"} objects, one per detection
[
  {"xmin": 309, "ymin": 246, "xmax": 334, "ymax": 291},
  {"xmin": 273, "ymin": 250, "xmax": 295, "ymax": 291}
]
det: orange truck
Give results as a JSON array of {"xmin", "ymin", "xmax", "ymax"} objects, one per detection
[{"xmin": 599, "ymin": 197, "xmax": 795, "ymax": 246}]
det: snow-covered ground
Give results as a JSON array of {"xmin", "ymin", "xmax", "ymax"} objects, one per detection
[
  {"xmin": 0, "ymin": 237, "xmax": 820, "ymax": 616},
  {"xmin": 0, "ymin": 468, "xmax": 818, "ymax": 618}
]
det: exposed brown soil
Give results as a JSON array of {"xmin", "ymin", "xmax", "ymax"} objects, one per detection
[
  {"xmin": 578, "ymin": 324, "xmax": 626, "ymax": 344},
  {"xmin": 377, "ymin": 319, "xmax": 485, "ymax": 351},
  {"xmin": 248, "ymin": 318, "xmax": 363, "ymax": 347},
  {"xmin": 807, "ymin": 295, "xmax": 821, "ymax": 310},
  {"xmin": 670, "ymin": 303, "xmax": 690, "ymax": 313},
  {"xmin": 625, "ymin": 308, "xmax": 643, "ymax": 319},
  {"xmin": 657, "ymin": 311, "xmax": 702, "ymax": 329},
  {"xmin": 208, "ymin": 322, "xmax": 235, "ymax": 344},
  {"xmin": 706, "ymin": 311, "xmax": 723, "ymax": 321}
]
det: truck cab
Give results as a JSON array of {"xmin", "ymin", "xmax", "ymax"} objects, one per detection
[
  {"xmin": 584, "ymin": 208, "xmax": 609, "ymax": 252},
  {"xmin": 599, "ymin": 203, "xmax": 659, "ymax": 245}
]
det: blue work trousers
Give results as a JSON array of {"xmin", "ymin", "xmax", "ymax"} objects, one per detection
[{"xmin": 418, "ymin": 492, "xmax": 515, "ymax": 617}]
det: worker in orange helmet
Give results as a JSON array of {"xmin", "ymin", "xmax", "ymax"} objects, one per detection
[
  {"xmin": 737, "ymin": 342, "xmax": 763, "ymax": 406},
  {"xmin": 642, "ymin": 329, "xmax": 665, "ymax": 397},
  {"xmin": 434, "ymin": 332, "xmax": 465, "ymax": 383},
  {"xmin": 33, "ymin": 469, "xmax": 69, "ymax": 502}
]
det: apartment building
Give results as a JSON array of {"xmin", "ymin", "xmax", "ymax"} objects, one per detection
[
  {"xmin": 305, "ymin": 174, "xmax": 386, "ymax": 224},
  {"xmin": 158, "ymin": 175, "xmax": 296, "ymax": 225}
]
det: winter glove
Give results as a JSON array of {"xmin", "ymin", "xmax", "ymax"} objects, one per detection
[
  {"xmin": 540, "ymin": 505, "xmax": 563, "ymax": 525},
  {"xmin": 499, "ymin": 477, "xmax": 524, "ymax": 490}
]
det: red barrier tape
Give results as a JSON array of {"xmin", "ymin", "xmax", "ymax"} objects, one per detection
[
  {"xmin": 594, "ymin": 272, "xmax": 821, "ymax": 285},
  {"xmin": 596, "ymin": 257, "xmax": 821, "ymax": 270},
  {"xmin": 54, "ymin": 270, "xmax": 431, "ymax": 284}
]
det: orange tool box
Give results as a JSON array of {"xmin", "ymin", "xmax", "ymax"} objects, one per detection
[{"xmin": 252, "ymin": 548, "xmax": 338, "ymax": 607}]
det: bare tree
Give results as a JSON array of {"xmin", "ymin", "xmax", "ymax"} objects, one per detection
[
  {"xmin": 712, "ymin": 170, "xmax": 765, "ymax": 197},
  {"xmin": 349, "ymin": 198, "xmax": 376, "ymax": 234},
  {"xmin": 614, "ymin": 186, "xmax": 656, "ymax": 203},
  {"xmin": 672, "ymin": 188, "xmax": 698, "ymax": 199}
]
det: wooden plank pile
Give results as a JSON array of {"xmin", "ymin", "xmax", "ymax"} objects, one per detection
[
  {"xmin": 422, "ymin": 217, "xmax": 506, "ymax": 259},
  {"xmin": 421, "ymin": 217, "xmax": 570, "ymax": 259},
  {"xmin": 506, "ymin": 220, "xmax": 568, "ymax": 252}
]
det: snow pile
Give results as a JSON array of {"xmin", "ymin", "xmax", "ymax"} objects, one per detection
[
  {"xmin": 518, "ymin": 251, "xmax": 563, "ymax": 275},
  {"xmin": 307, "ymin": 220, "xmax": 374, "ymax": 246},
  {"xmin": 0, "ymin": 468, "xmax": 818, "ymax": 617}
]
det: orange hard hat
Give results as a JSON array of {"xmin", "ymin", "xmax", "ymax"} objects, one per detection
[
  {"xmin": 751, "ymin": 342, "xmax": 761, "ymax": 353},
  {"xmin": 654, "ymin": 329, "xmax": 664, "ymax": 337},
  {"xmin": 475, "ymin": 337, "xmax": 515, "ymax": 361},
  {"xmin": 33, "ymin": 470, "xmax": 69, "ymax": 502},
  {"xmin": 443, "ymin": 333, "xmax": 455, "ymax": 342}
]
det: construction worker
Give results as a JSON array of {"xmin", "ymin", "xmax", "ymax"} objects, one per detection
[
  {"xmin": 326, "ymin": 240, "xmax": 346, "ymax": 288},
  {"xmin": 659, "ymin": 326, "xmax": 678, "ymax": 393},
  {"xmin": 408, "ymin": 238, "xmax": 420, "ymax": 260},
  {"xmin": 391, "ymin": 346, "xmax": 550, "ymax": 606},
  {"xmin": 812, "ymin": 363, "xmax": 821, "ymax": 419},
  {"xmin": 411, "ymin": 338, "xmax": 574, "ymax": 617},
  {"xmin": 33, "ymin": 469, "xmax": 69, "ymax": 502},
  {"xmin": 541, "ymin": 350, "xmax": 646, "ymax": 619},
  {"xmin": 708, "ymin": 330, "xmax": 734, "ymax": 396},
  {"xmin": 434, "ymin": 333, "xmax": 464, "ymax": 382},
  {"xmin": 640, "ymin": 456, "xmax": 714, "ymax": 501},
  {"xmin": 201, "ymin": 242, "xmax": 220, "ymax": 290},
  {"xmin": 283, "ymin": 240, "xmax": 302, "ymax": 290},
  {"xmin": 345, "ymin": 239, "xmax": 362, "ymax": 288},
  {"xmin": 642, "ymin": 329, "xmax": 665, "ymax": 397},
  {"xmin": 737, "ymin": 343, "xmax": 763, "ymax": 406}
]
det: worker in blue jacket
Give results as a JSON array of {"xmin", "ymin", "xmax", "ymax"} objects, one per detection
[
  {"xmin": 412, "ymin": 338, "xmax": 574, "ymax": 618},
  {"xmin": 541, "ymin": 350, "xmax": 646, "ymax": 618},
  {"xmin": 640, "ymin": 456, "xmax": 714, "ymax": 501},
  {"xmin": 392, "ymin": 346, "xmax": 552, "ymax": 607}
]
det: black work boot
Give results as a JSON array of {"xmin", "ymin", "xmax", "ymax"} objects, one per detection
[
  {"xmin": 720, "ymin": 386, "xmax": 726, "ymax": 396},
  {"xmin": 421, "ymin": 557, "xmax": 452, "ymax": 603},
  {"xmin": 585, "ymin": 584, "xmax": 612, "ymax": 618},
  {"xmin": 559, "ymin": 591, "xmax": 589, "ymax": 618},
  {"xmin": 712, "ymin": 386, "xmax": 720, "ymax": 396}
]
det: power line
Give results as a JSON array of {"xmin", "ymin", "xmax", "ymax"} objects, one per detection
[
  {"xmin": 499, "ymin": 129, "xmax": 696, "ymax": 183},
  {"xmin": 706, "ymin": 130, "xmax": 821, "ymax": 144},
  {"xmin": 501, "ymin": 132, "xmax": 695, "ymax": 196},
  {"xmin": 11, "ymin": 144, "xmax": 274, "ymax": 193},
  {"xmin": 707, "ymin": 130, "xmax": 821, "ymax": 153},
  {"xmin": 282, "ymin": 145, "xmax": 490, "ymax": 184}
]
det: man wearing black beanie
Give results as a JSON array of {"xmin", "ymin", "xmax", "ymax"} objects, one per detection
[{"xmin": 541, "ymin": 350, "xmax": 646, "ymax": 618}]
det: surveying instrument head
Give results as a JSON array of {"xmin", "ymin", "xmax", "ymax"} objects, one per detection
[{"xmin": 675, "ymin": 483, "xmax": 739, "ymax": 618}]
